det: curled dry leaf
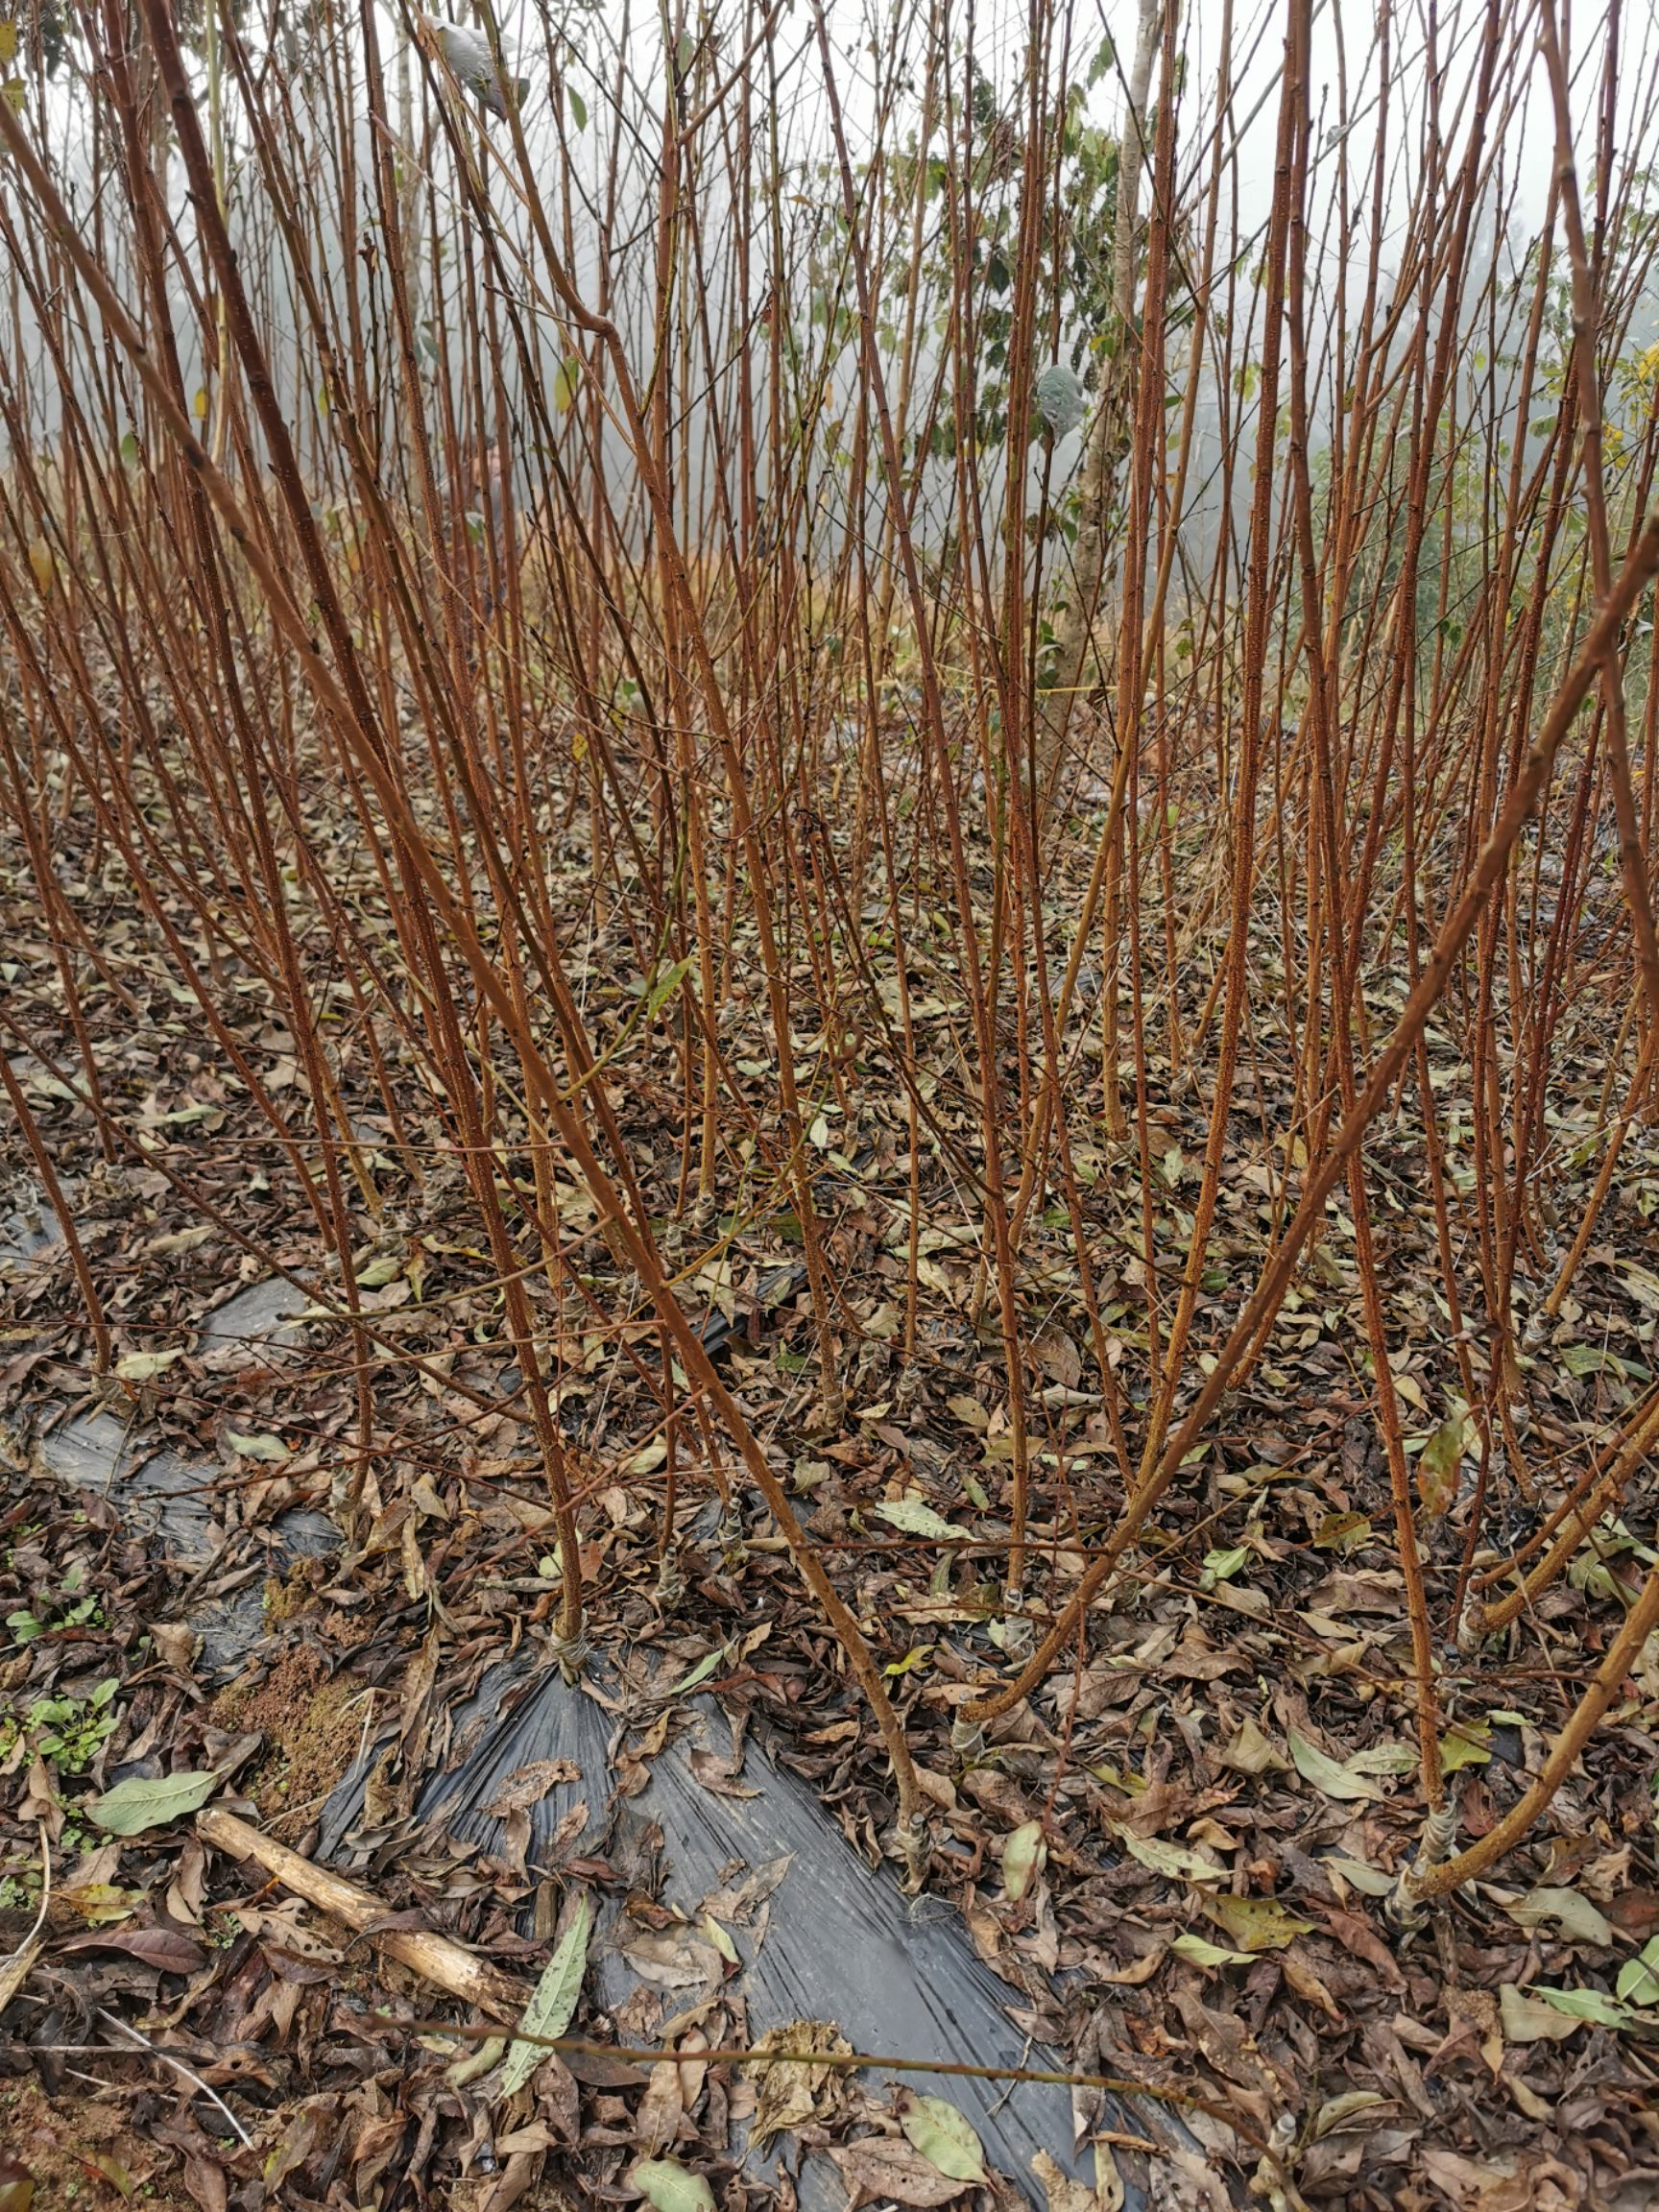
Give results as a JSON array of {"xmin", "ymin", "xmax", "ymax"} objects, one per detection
[
  {"xmin": 0, "ymin": 1936, "xmax": 42, "ymax": 2017},
  {"xmin": 1031, "ymin": 2149, "xmax": 1104, "ymax": 2212},
  {"xmin": 488, "ymin": 2118, "xmax": 558, "ymax": 2159},
  {"xmin": 687, "ymin": 1745, "xmax": 759, "ymax": 1798},
  {"xmin": 622, "ymin": 1922, "xmax": 725, "ymax": 1992},
  {"xmin": 1311, "ymin": 2089, "xmax": 1390, "ymax": 2139},
  {"xmin": 750, "ymin": 2017, "xmax": 853, "ymax": 2147},
  {"xmin": 1001, "ymin": 1818, "xmax": 1046, "ymax": 1903},
  {"xmin": 1280, "ymin": 1948, "xmax": 1343, "ymax": 2023},
  {"xmin": 483, "ymin": 1759, "xmax": 581, "ymax": 1820},
  {"xmin": 698, "ymin": 1911, "xmax": 738, "ymax": 1965},
  {"xmin": 148, "ymin": 1623, "xmax": 200, "ymax": 1671},
  {"xmin": 1095, "ymin": 1944, "xmax": 1166, "ymax": 1986},
  {"xmin": 479, "ymin": 2151, "xmax": 543, "ymax": 2212}
]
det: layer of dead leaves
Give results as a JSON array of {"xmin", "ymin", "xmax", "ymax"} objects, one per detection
[{"xmin": 4, "ymin": 761, "xmax": 1659, "ymax": 2211}]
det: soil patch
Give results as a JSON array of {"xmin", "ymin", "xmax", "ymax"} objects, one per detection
[
  {"xmin": 212, "ymin": 1640, "xmax": 363, "ymax": 1837},
  {"xmin": 0, "ymin": 2078, "xmax": 199, "ymax": 2210}
]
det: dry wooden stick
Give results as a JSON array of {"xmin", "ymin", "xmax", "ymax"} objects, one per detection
[{"xmin": 197, "ymin": 1809, "xmax": 530, "ymax": 2022}]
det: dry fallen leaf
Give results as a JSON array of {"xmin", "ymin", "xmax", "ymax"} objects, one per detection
[
  {"xmin": 0, "ymin": 1936, "xmax": 41, "ymax": 2018},
  {"xmin": 629, "ymin": 2157, "xmax": 716, "ymax": 2212},
  {"xmin": 1497, "ymin": 1984, "xmax": 1583, "ymax": 2044},
  {"xmin": 1199, "ymin": 1894, "xmax": 1312, "ymax": 1953},
  {"xmin": 1002, "ymin": 1818, "xmax": 1046, "ymax": 1902},
  {"xmin": 1031, "ymin": 2150, "xmax": 1102, "ymax": 2212},
  {"xmin": 897, "ymin": 2091, "xmax": 986, "ymax": 2185},
  {"xmin": 1094, "ymin": 1944, "xmax": 1166, "ymax": 1986},
  {"xmin": 1218, "ymin": 1716, "xmax": 1290, "ymax": 1774},
  {"xmin": 484, "ymin": 1759, "xmax": 581, "ymax": 1819},
  {"xmin": 634, "ymin": 2058, "xmax": 684, "ymax": 2156},
  {"xmin": 60, "ymin": 1925, "xmax": 207, "ymax": 1974},
  {"xmin": 829, "ymin": 2137, "xmax": 969, "ymax": 2207},
  {"xmin": 1503, "ymin": 1886, "xmax": 1616, "ymax": 1948},
  {"xmin": 1287, "ymin": 1730, "xmax": 1382, "ymax": 1802},
  {"xmin": 750, "ymin": 2018, "xmax": 852, "ymax": 2147}
]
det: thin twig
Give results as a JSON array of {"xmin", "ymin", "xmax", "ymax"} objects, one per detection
[
  {"xmin": 92, "ymin": 2007, "xmax": 255, "ymax": 2150},
  {"xmin": 371, "ymin": 2013, "xmax": 1265, "ymax": 2152}
]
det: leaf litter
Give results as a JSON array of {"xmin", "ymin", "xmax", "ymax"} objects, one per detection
[{"xmin": 5, "ymin": 725, "xmax": 1659, "ymax": 2212}]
